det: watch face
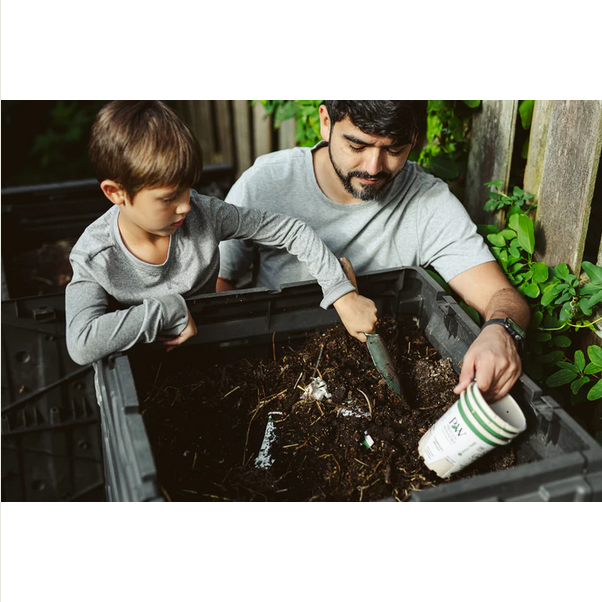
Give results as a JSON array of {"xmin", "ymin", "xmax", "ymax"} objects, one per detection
[{"xmin": 505, "ymin": 318, "xmax": 525, "ymax": 341}]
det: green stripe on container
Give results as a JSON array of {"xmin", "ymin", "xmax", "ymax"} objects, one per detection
[
  {"xmin": 468, "ymin": 385, "xmax": 516, "ymax": 436},
  {"xmin": 464, "ymin": 389, "xmax": 512, "ymax": 443},
  {"xmin": 457, "ymin": 399, "xmax": 501, "ymax": 447}
]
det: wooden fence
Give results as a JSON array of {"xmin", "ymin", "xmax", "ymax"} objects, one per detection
[{"xmin": 172, "ymin": 101, "xmax": 296, "ymax": 178}]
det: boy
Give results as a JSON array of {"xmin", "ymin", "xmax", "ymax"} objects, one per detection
[{"xmin": 65, "ymin": 101, "xmax": 377, "ymax": 366}]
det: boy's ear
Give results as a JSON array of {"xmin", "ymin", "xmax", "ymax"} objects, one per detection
[{"xmin": 100, "ymin": 180, "xmax": 129, "ymax": 206}]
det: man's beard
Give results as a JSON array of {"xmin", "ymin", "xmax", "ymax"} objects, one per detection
[{"xmin": 329, "ymin": 145, "xmax": 395, "ymax": 201}]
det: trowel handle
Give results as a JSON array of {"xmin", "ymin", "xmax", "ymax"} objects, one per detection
[{"xmin": 339, "ymin": 257, "xmax": 359, "ymax": 292}]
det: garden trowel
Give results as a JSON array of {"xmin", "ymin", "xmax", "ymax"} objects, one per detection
[{"xmin": 339, "ymin": 257, "xmax": 403, "ymax": 397}]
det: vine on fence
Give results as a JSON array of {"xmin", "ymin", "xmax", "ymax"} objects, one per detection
[{"xmin": 479, "ymin": 182, "xmax": 602, "ymax": 418}]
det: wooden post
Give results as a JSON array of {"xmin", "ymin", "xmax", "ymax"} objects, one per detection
[
  {"xmin": 253, "ymin": 102, "xmax": 272, "ymax": 160},
  {"xmin": 524, "ymin": 100, "xmax": 602, "ymax": 272},
  {"xmin": 214, "ymin": 100, "xmax": 234, "ymax": 165},
  {"xmin": 179, "ymin": 101, "xmax": 215, "ymax": 165},
  {"xmin": 278, "ymin": 118, "xmax": 296, "ymax": 150},
  {"xmin": 233, "ymin": 100, "xmax": 252, "ymax": 177},
  {"xmin": 465, "ymin": 100, "xmax": 519, "ymax": 226}
]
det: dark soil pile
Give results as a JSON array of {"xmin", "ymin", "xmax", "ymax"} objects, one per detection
[{"xmin": 136, "ymin": 319, "xmax": 516, "ymax": 501}]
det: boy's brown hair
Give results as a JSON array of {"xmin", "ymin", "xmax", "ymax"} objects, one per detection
[{"xmin": 89, "ymin": 101, "xmax": 203, "ymax": 200}]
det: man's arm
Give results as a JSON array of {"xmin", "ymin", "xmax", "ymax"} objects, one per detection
[{"xmin": 448, "ymin": 260, "xmax": 530, "ymax": 401}]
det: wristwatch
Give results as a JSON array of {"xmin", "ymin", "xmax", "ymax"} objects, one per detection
[{"xmin": 481, "ymin": 317, "xmax": 525, "ymax": 350}]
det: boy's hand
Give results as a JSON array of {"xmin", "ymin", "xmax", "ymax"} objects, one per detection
[
  {"xmin": 333, "ymin": 291, "xmax": 378, "ymax": 342},
  {"xmin": 163, "ymin": 310, "xmax": 197, "ymax": 352}
]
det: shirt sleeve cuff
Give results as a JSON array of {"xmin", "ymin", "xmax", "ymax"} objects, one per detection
[
  {"xmin": 157, "ymin": 294, "xmax": 189, "ymax": 336},
  {"xmin": 320, "ymin": 280, "xmax": 356, "ymax": 309}
]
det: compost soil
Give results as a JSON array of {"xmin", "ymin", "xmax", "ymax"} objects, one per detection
[{"xmin": 136, "ymin": 319, "xmax": 516, "ymax": 502}]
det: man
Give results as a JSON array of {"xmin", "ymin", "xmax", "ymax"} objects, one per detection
[{"xmin": 218, "ymin": 100, "xmax": 529, "ymax": 401}]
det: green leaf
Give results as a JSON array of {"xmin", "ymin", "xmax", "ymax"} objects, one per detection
[
  {"xmin": 585, "ymin": 363, "xmax": 602, "ymax": 375},
  {"xmin": 546, "ymin": 369, "xmax": 578, "ymax": 387},
  {"xmin": 478, "ymin": 224, "xmax": 499, "ymax": 237},
  {"xmin": 554, "ymin": 263, "xmax": 570, "ymax": 280},
  {"xmin": 519, "ymin": 100, "xmax": 535, "ymax": 129},
  {"xmin": 555, "ymin": 361, "xmax": 578, "ymax": 372},
  {"xmin": 535, "ymin": 332, "xmax": 552, "ymax": 342},
  {"xmin": 500, "ymin": 229, "xmax": 517, "ymax": 240},
  {"xmin": 575, "ymin": 350, "xmax": 586, "ymax": 371},
  {"xmin": 428, "ymin": 155, "xmax": 460, "ymax": 181},
  {"xmin": 462, "ymin": 100, "xmax": 481, "ymax": 108},
  {"xmin": 520, "ymin": 282, "xmax": 540, "ymax": 298},
  {"xmin": 579, "ymin": 283, "xmax": 602, "ymax": 296},
  {"xmin": 516, "ymin": 214, "xmax": 535, "ymax": 254},
  {"xmin": 508, "ymin": 213, "xmax": 520, "ymax": 232},
  {"xmin": 571, "ymin": 376, "xmax": 590, "ymax": 395},
  {"xmin": 485, "ymin": 179, "xmax": 504, "ymax": 189},
  {"xmin": 553, "ymin": 335, "xmax": 572, "ymax": 348},
  {"xmin": 587, "ymin": 379, "xmax": 602, "ymax": 401},
  {"xmin": 588, "ymin": 345, "xmax": 602, "ymax": 367},
  {"xmin": 541, "ymin": 286, "xmax": 559, "ymax": 307},
  {"xmin": 531, "ymin": 262, "xmax": 549, "ymax": 284},
  {"xmin": 487, "ymin": 233, "xmax": 507, "ymax": 247},
  {"xmin": 581, "ymin": 261, "xmax": 602, "ymax": 285},
  {"xmin": 585, "ymin": 290, "xmax": 602, "ymax": 308},
  {"xmin": 579, "ymin": 297, "xmax": 593, "ymax": 316}
]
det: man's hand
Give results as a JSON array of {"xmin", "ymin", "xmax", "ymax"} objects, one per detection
[
  {"xmin": 162, "ymin": 310, "xmax": 198, "ymax": 352},
  {"xmin": 453, "ymin": 324, "xmax": 521, "ymax": 401},
  {"xmin": 333, "ymin": 291, "xmax": 378, "ymax": 342},
  {"xmin": 216, "ymin": 277, "xmax": 236, "ymax": 292}
]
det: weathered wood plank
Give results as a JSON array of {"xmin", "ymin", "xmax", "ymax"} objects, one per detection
[
  {"xmin": 278, "ymin": 118, "xmax": 296, "ymax": 150},
  {"xmin": 465, "ymin": 100, "xmax": 519, "ymax": 226},
  {"xmin": 528, "ymin": 101, "xmax": 602, "ymax": 272},
  {"xmin": 233, "ymin": 100, "xmax": 252, "ymax": 177},
  {"xmin": 253, "ymin": 102, "xmax": 272, "ymax": 159},
  {"xmin": 523, "ymin": 100, "xmax": 553, "ymax": 197},
  {"xmin": 180, "ymin": 101, "xmax": 215, "ymax": 164},
  {"xmin": 214, "ymin": 100, "xmax": 234, "ymax": 165}
]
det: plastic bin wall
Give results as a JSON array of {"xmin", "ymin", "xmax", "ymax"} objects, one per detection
[
  {"xmin": 2, "ymin": 295, "xmax": 104, "ymax": 501},
  {"xmin": 96, "ymin": 268, "xmax": 602, "ymax": 502}
]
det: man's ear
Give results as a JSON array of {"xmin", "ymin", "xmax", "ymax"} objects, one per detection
[
  {"xmin": 100, "ymin": 180, "xmax": 129, "ymax": 206},
  {"xmin": 319, "ymin": 104, "xmax": 331, "ymax": 143}
]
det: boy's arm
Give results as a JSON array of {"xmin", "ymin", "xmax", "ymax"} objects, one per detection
[
  {"xmin": 65, "ymin": 262, "xmax": 189, "ymax": 365},
  {"xmin": 222, "ymin": 205, "xmax": 355, "ymax": 308},
  {"xmin": 216, "ymin": 202, "xmax": 378, "ymax": 338}
]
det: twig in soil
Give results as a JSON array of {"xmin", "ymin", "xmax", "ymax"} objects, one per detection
[
  {"xmin": 160, "ymin": 485, "xmax": 172, "ymax": 502},
  {"xmin": 153, "ymin": 363, "xmax": 163, "ymax": 387},
  {"xmin": 272, "ymin": 332, "xmax": 277, "ymax": 361},
  {"xmin": 294, "ymin": 371, "xmax": 304, "ymax": 390},
  {"xmin": 311, "ymin": 342, "xmax": 325, "ymax": 379},
  {"xmin": 357, "ymin": 388, "xmax": 372, "ymax": 418},
  {"xmin": 354, "ymin": 458, "xmax": 369, "ymax": 467},
  {"xmin": 318, "ymin": 453, "xmax": 341, "ymax": 476},
  {"xmin": 192, "ymin": 452, "xmax": 198, "ymax": 470},
  {"xmin": 222, "ymin": 386, "xmax": 241, "ymax": 399},
  {"xmin": 357, "ymin": 478, "xmax": 381, "ymax": 502}
]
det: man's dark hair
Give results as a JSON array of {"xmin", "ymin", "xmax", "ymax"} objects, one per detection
[{"xmin": 323, "ymin": 100, "xmax": 427, "ymax": 146}]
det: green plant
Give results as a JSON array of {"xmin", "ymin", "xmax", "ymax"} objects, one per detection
[
  {"xmin": 258, "ymin": 100, "xmax": 322, "ymax": 147},
  {"xmin": 480, "ymin": 181, "xmax": 602, "ymax": 429},
  {"xmin": 411, "ymin": 100, "xmax": 481, "ymax": 182}
]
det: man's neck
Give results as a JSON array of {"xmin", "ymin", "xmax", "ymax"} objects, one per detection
[{"xmin": 312, "ymin": 145, "xmax": 362, "ymax": 205}]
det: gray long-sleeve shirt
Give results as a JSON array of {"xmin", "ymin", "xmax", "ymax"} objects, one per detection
[{"xmin": 65, "ymin": 190, "xmax": 354, "ymax": 365}]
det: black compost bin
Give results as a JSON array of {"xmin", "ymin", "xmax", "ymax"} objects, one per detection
[{"xmin": 91, "ymin": 268, "xmax": 602, "ymax": 502}]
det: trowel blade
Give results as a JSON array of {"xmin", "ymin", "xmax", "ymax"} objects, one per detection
[{"xmin": 365, "ymin": 333, "xmax": 402, "ymax": 397}]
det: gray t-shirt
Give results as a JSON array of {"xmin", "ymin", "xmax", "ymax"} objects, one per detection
[
  {"xmin": 65, "ymin": 190, "xmax": 354, "ymax": 365},
  {"xmin": 219, "ymin": 143, "xmax": 494, "ymax": 288}
]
